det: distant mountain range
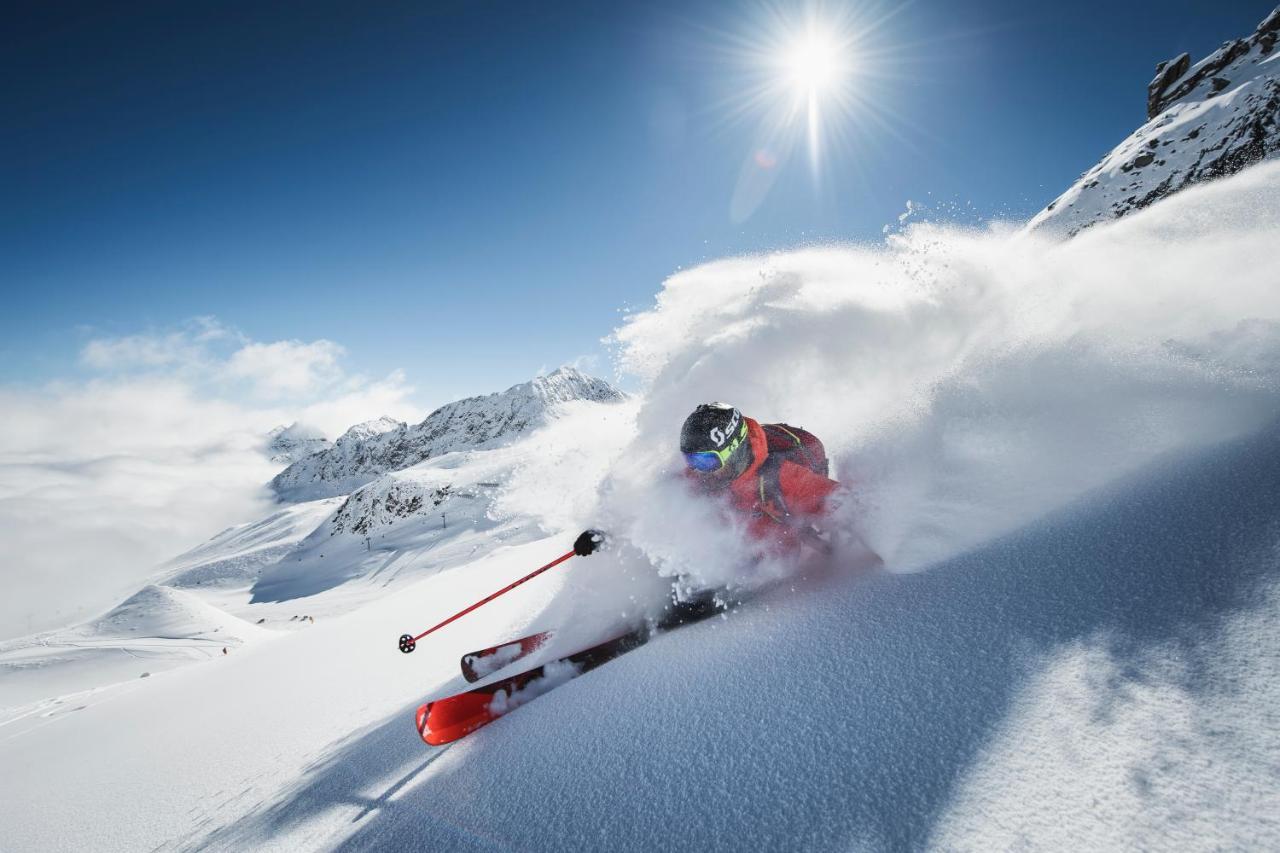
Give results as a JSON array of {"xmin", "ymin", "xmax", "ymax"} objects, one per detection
[
  {"xmin": 270, "ymin": 366, "xmax": 625, "ymax": 501},
  {"xmin": 1029, "ymin": 5, "xmax": 1279, "ymax": 235}
]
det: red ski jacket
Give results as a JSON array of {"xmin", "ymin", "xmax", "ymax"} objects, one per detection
[{"xmin": 690, "ymin": 416, "xmax": 840, "ymax": 555}]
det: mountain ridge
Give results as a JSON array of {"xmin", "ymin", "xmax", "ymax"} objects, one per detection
[
  {"xmin": 1029, "ymin": 5, "xmax": 1280, "ymax": 236},
  {"xmin": 270, "ymin": 366, "xmax": 624, "ymax": 501}
]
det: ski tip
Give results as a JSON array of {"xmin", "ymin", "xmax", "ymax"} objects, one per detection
[
  {"xmin": 416, "ymin": 693, "xmax": 502, "ymax": 746},
  {"xmin": 415, "ymin": 703, "xmax": 431, "ymax": 742}
]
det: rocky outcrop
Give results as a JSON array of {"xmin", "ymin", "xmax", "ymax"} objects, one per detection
[
  {"xmin": 1031, "ymin": 6, "xmax": 1280, "ymax": 236},
  {"xmin": 1149, "ymin": 8, "xmax": 1279, "ymax": 119},
  {"xmin": 329, "ymin": 478, "xmax": 452, "ymax": 536},
  {"xmin": 1147, "ymin": 53, "xmax": 1190, "ymax": 120}
]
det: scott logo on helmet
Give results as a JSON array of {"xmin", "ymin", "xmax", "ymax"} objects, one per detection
[{"xmin": 708, "ymin": 407, "xmax": 742, "ymax": 447}]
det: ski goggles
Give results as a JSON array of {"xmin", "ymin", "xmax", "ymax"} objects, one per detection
[{"xmin": 683, "ymin": 421, "xmax": 748, "ymax": 473}]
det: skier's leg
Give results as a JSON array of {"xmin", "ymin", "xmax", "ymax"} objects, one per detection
[{"xmin": 656, "ymin": 579, "xmax": 731, "ymax": 630}]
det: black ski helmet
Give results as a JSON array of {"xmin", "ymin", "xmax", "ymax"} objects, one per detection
[{"xmin": 680, "ymin": 403, "xmax": 753, "ymax": 477}]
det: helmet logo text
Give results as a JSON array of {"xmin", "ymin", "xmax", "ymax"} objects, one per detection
[{"xmin": 709, "ymin": 408, "xmax": 742, "ymax": 448}]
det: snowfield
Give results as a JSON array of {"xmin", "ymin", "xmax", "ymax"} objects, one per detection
[{"xmin": 3, "ymin": 165, "xmax": 1280, "ymax": 851}]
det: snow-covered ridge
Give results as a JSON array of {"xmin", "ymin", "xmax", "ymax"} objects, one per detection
[
  {"xmin": 328, "ymin": 477, "xmax": 455, "ymax": 536},
  {"xmin": 1029, "ymin": 5, "xmax": 1280, "ymax": 236},
  {"xmin": 80, "ymin": 585, "xmax": 270, "ymax": 647},
  {"xmin": 270, "ymin": 366, "xmax": 624, "ymax": 501}
]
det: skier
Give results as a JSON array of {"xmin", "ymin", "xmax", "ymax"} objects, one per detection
[
  {"xmin": 413, "ymin": 407, "xmax": 861, "ymax": 744},
  {"xmin": 574, "ymin": 403, "xmax": 851, "ymax": 616}
]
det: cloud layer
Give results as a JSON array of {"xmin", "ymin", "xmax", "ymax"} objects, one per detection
[{"xmin": 0, "ymin": 321, "xmax": 422, "ymax": 640}]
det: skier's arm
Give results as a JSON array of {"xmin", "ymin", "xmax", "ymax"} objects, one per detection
[
  {"xmin": 787, "ymin": 466, "xmax": 884, "ymax": 565},
  {"xmin": 777, "ymin": 465, "xmax": 883, "ymax": 561},
  {"xmin": 778, "ymin": 463, "xmax": 841, "ymax": 518}
]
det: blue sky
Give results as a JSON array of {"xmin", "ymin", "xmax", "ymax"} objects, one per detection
[{"xmin": 3, "ymin": 0, "xmax": 1271, "ymax": 412}]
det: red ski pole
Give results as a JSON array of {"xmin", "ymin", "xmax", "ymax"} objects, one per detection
[{"xmin": 398, "ymin": 549, "xmax": 576, "ymax": 653}]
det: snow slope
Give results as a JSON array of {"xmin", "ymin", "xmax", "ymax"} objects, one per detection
[
  {"xmin": 0, "ymin": 498, "xmax": 337, "ymax": 717},
  {"xmin": 160, "ymin": 497, "xmax": 345, "ymax": 591},
  {"xmin": 297, "ymin": 422, "xmax": 1280, "ymax": 852},
  {"xmin": 0, "ymin": 583, "xmax": 272, "ymax": 711},
  {"xmin": 2, "ymin": 158, "xmax": 1278, "ymax": 851},
  {"xmin": 0, "ymin": 395, "xmax": 635, "ymax": 727},
  {"xmin": 1029, "ymin": 5, "xmax": 1280, "ymax": 236},
  {"xmin": 271, "ymin": 366, "xmax": 625, "ymax": 501},
  {"xmin": 2, "ymin": 427, "xmax": 1275, "ymax": 850}
]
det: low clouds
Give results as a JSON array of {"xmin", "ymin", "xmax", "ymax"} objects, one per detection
[
  {"xmin": 77, "ymin": 318, "xmax": 374, "ymax": 411},
  {"xmin": 0, "ymin": 320, "xmax": 423, "ymax": 640},
  {"xmin": 79, "ymin": 316, "xmax": 232, "ymax": 372},
  {"xmin": 73, "ymin": 318, "xmax": 419, "ymax": 433},
  {"xmin": 226, "ymin": 340, "xmax": 345, "ymax": 397}
]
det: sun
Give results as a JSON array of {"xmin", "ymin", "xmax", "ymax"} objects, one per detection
[
  {"xmin": 770, "ymin": 21, "xmax": 856, "ymax": 171},
  {"xmin": 782, "ymin": 30, "xmax": 846, "ymax": 96},
  {"xmin": 713, "ymin": 2, "xmax": 901, "ymax": 220}
]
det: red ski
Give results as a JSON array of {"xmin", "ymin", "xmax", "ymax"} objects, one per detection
[
  {"xmin": 415, "ymin": 630, "xmax": 646, "ymax": 746},
  {"xmin": 460, "ymin": 630, "xmax": 553, "ymax": 683},
  {"xmin": 414, "ymin": 590, "xmax": 750, "ymax": 745}
]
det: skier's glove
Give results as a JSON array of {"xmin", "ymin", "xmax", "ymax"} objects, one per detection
[{"xmin": 574, "ymin": 529, "xmax": 607, "ymax": 556}]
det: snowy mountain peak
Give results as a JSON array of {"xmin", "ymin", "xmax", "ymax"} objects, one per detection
[
  {"xmin": 336, "ymin": 416, "xmax": 405, "ymax": 445},
  {"xmin": 530, "ymin": 365, "xmax": 623, "ymax": 404},
  {"xmin": 1030, "ymin": 5, "xmax": 1280, "ymax": 236},
  {"xmin": 266, "ymin": 422, "xmax": 332, "ymax": 465},
  {"xmin": 270, "ymin": 367, "xmax": 624, "ymax": 501}
]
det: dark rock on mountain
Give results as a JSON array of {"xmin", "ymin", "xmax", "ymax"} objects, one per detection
[{"xmin": 1032, "ymin": 6, "xmax": 1280, "ymax": 236}]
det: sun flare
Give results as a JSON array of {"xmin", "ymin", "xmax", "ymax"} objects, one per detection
[
  {"xmin": 782, "ymin": 30, "xmax": 846, "ymax": 96},
  {"xmin": 770, "ymin": 21, "xmax": 856, "ymax": 171},
  {"xmin": 717, "ymin": 2, "xmax": 899, "ymax": 220}
]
